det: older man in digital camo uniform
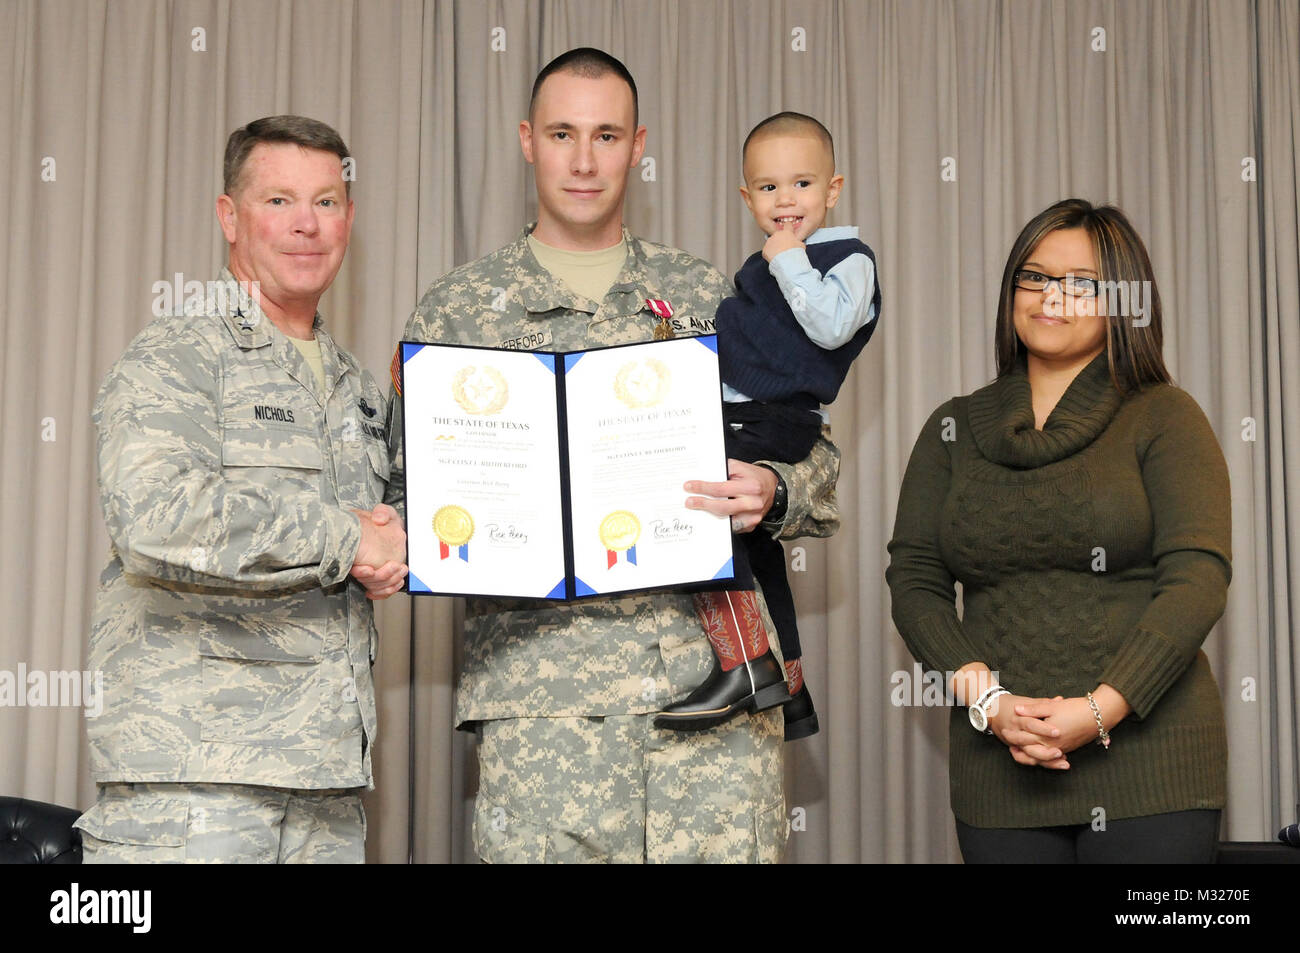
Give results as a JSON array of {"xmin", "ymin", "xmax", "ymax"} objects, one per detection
[
  {"xmin": 386, "ymin": 50, "xmax": 840, "ymax": 862},
  {"xmin": 75, "ymin": 116, "xmax": 407, "ymax": 863}
]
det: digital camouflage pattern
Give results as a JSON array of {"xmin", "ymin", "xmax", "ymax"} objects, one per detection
[
  {"xmin": 387, "ymin": 226, "xmax": 841, "ymax": 724},
  {"xmin": 473, "ymin": 711, "xmax": 786, "ymax": 863},
  {"xmin": 77, "ymin": 782, "xmax": 365, "ymax": 863},
  {"xmin": 85, "ymin": 270, "xmax": 387, "ymax": 790}
]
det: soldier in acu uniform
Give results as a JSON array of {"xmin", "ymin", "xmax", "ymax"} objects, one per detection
[
  {"xmin": 386, "ymin": 50, "xmax": 841, "ymax": 862},
  {"xmin": 76, "ymin": 117, "xmax": 408, "ymax": 863}
]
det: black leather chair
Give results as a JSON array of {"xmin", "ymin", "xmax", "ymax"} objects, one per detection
[{"xmin": 0, "ymin": 797, "xmax": 83, "ymax": 864}]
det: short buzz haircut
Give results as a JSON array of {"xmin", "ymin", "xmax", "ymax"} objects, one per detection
[
  {"xmin": 742, "ymin": 111, "xmax": 835, "ymax": 174},
  {"xmin": 529, "ymin": 47, "xmax": 638, "ymax": 126},
  {"xmin": 223, "ymin": 115, "xmax": 351, "ymax": 198}
]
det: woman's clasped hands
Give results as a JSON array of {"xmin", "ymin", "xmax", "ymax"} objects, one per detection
[{"xmin": 987, "ymin": 689, "xmax": 1130, "ymax": 769}]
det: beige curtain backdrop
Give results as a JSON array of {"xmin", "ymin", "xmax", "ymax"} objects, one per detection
[{"xmin": 1, "ymin": 0, "xmax": 1296, "ymax": 863}]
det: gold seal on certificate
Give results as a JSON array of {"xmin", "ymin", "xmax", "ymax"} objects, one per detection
[
  {"xmin": 599, "ymin": 510, "xmax": 641, "ymax": 557},
  {"xmin": 452, "ymin": 365, "xmax": 509, "ymax": 415},
  {"xmin": 433, "ymin": 505, "xmax": 475, "ymax": 547},
  {"xmin": 614, "ymin": 359, "xmax": 670, "ymax": 408}
]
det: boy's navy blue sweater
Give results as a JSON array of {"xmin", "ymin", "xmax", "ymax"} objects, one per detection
[{"xmin": 716, "ymin": 237, "xmax": 880, "ymax": 407}]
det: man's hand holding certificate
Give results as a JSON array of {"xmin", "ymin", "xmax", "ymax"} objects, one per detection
[
  {"xmin": 400, "ymin": 335, "xmax": 735, "ymax": 600},
  {"xmin": 684, "ymin": 461, "xmax": 779, "ymax": 535}
]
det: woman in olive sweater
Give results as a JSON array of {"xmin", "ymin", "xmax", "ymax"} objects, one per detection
[{"xmin": 886, "ymin": 199, "xmax": 1231, "ymax": 863}]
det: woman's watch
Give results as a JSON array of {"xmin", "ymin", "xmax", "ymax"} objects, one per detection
[
  {"xmin": 968, "ymin": 685, "xmax": 1010, "ymax": 734},
  {"xmin": 758, "ymin": 465, "xmax": 788, "ymax": 524}
]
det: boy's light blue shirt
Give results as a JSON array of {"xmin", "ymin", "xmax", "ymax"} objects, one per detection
[{"xmin": 722, "ymin": 225, "xmax": 879, "ymax": 405}]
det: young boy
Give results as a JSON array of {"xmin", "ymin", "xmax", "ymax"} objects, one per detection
[{"xmin": 655, "ymin": 112, "xmax": 881, "ymax": 739}]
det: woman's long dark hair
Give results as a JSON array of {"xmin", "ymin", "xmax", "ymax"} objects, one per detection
[{"xmin": 994, "ymin": 199, "xmax": 1173, "ymax": 394}]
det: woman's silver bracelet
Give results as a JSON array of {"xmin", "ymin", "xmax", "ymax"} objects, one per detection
[{"xmin": 1086, "ymin": 691, "xmax": 1111, "ymax": 750}]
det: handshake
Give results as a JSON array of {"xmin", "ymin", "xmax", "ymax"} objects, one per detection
[{"xmin": 350, "ymin": 503, "xmax": 408, "ymax": 600}]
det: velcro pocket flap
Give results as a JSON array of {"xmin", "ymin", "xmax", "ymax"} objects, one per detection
[
  {"xmin": 75, "ymin": 792, "xmax": 188, "ymax": 848},
  {"xmin": 222, "ymin": 425, "xmax": 323, "ymax": 470}
]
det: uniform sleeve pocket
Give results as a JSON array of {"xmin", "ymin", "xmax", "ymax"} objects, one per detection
[
  {"xmin": 366, "ymin": 442, "xmax": 391, "ymax": 482},
  {"xmin": 363, "ymin": 442, "xmax": 391, "ymax": 510}
]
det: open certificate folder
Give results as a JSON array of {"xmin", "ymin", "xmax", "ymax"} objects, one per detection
[{"xmin": 400, "ymin": 334, "xmax": 736, "ymax": 600}]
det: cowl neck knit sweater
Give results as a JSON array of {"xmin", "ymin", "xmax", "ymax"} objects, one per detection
[
  {"xmin": 969, "ymin": 351, "xmax": 1123, "ymax": 468},
  {"xmin": 887, "ymin": 350, "xmax": 1231, "ymax": 828}
]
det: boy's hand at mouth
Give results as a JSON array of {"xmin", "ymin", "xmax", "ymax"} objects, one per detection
[{"xmin": 762, "ymin": 227, "xmax": 805, "ymax": 262}]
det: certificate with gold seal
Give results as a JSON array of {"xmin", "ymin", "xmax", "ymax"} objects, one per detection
[
  {"xmin": 561, "ymin": 336, "xmax": 733, "ymax": 595},
  {"xmin": 401, "ymin": 342, "xmax": 568, "ymax": 598},
  {"xmin": 400, "ymin": 336, "xmax": 733, "ymax": 599}
]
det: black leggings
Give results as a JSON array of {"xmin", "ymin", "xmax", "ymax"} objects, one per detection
[{"xmin": 955, "ymin": 810, "xmax": 1222, "ymax": 864}]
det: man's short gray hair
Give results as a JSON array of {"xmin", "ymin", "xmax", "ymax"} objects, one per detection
[{"xmin": 223, "ymin": 115, "xmax": 351, "ymax": 197}]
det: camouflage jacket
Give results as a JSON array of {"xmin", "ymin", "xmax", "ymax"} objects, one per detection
[
  {"xmin": 387, "ymin": 226, "xmax": 840, "ymax": 724},
  {"xmin": 88, "ymin": 270, "xmax": 388, "ymax": 789}
]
